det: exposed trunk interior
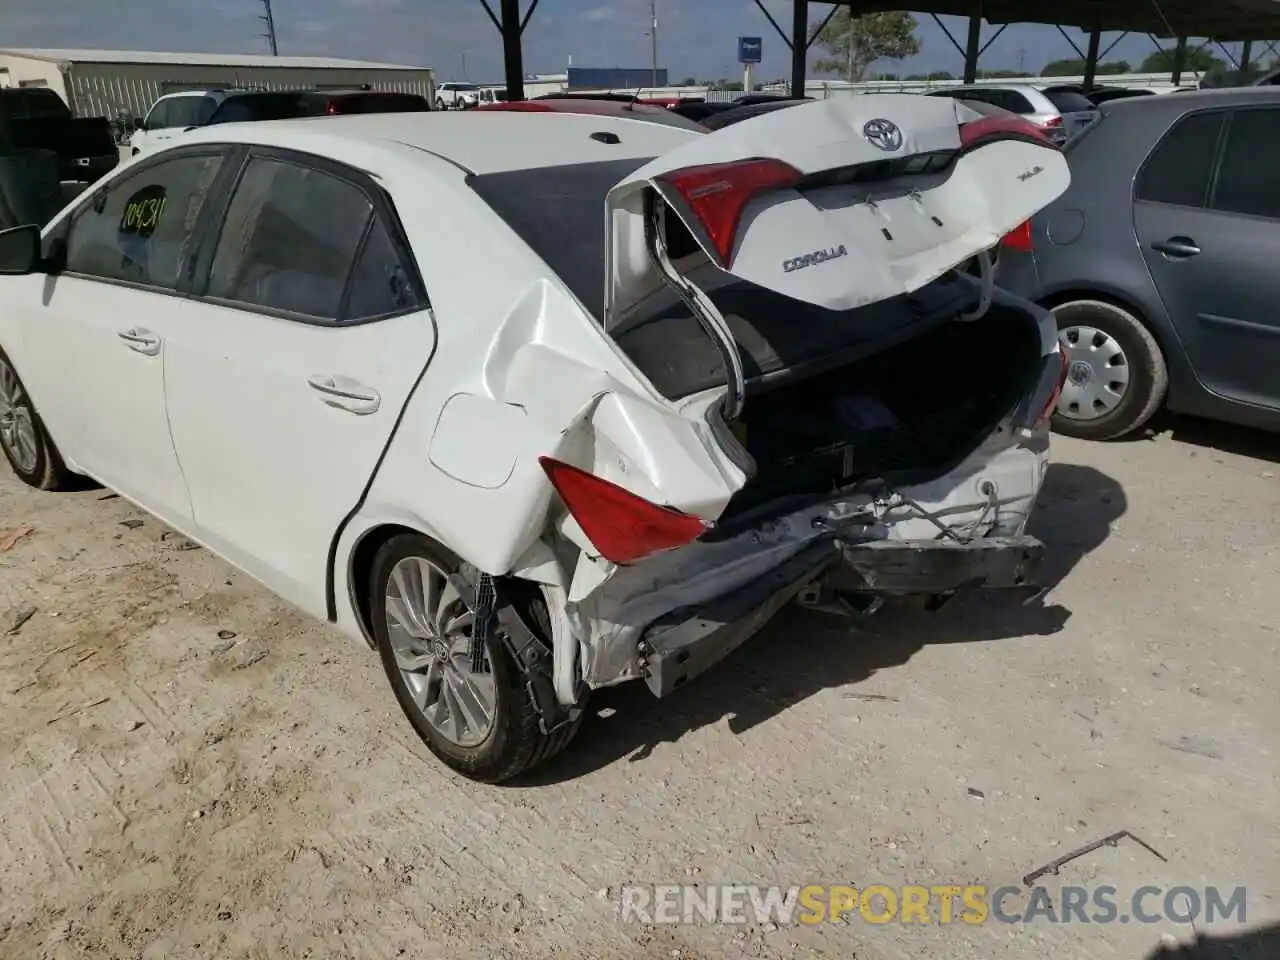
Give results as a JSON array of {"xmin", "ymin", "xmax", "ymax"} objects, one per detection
[{"xmin": 712, "ymin": 301, "xmax": 1043, "ymax": 533}]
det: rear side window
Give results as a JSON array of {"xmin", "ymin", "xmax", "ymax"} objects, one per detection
[
  {"xmin": 207, "ymin": 158, "xmax": 373, "ymax": 320},
  {"xmin": 165, "ymin": 96, "xmax": 217, "ymax": 129},
  {"xmin": 1210, "ymin": 108, "xmax": 1280, "ymax": 220},
  {"xmin": 344, "ymin": 219, "xmax": 427, "ymax": 317},
  {"xmin": 1135, "ymin": 110, "xmax": 1225, "ymax": 208},
  {"xmin": 1043, "ymin": 90, "xmax": 1095, "ymax": 114}
]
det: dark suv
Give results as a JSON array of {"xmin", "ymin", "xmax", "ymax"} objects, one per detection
[{"xmin": 995, "ymin": 87, "xmax": 1280, "ymax": 439}]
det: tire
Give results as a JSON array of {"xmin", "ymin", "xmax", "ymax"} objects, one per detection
[
  {"xmin": 1050, "ymin": 299, "xmax": 1168, "ymax": 441},
  {"xmin": 0, "ymin": 348, "xmax": 70, "ymax": 490},
  {"xmin": 368, "ymin": 533, "xmax": 580, "ymax": 783}
]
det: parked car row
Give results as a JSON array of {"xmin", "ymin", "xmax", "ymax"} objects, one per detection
[
  {"xmin": 0, "ymin": 83, "xmax": 1273, "ymax": 786},
  {"xmin": 128, "ymin": 87, "xmax": 433, "ymax": 156}
]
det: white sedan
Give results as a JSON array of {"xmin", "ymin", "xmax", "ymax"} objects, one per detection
[{"xmin": 0, "ymin": 100, "xmax": 1069, "ymax": 782}]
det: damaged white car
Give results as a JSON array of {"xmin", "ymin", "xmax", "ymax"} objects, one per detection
[{"xmin": 0, "ymin": 98, "xmax": 1069, "ymax": 782}]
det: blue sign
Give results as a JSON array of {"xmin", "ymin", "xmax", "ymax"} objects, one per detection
[{"xmin": 738, "ymin": 36, "xmax": 763, "ymax": 64}]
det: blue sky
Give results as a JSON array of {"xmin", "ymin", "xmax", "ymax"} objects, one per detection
[{"xmin": 0, "ymin": 0, "xmax": 1256, "ymax": 81}]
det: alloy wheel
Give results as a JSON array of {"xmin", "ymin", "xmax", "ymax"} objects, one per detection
[
  {"xmin": 1057, "ymin": 324, "xmax": 1131, "ymax": 422},
  {"xmin": 0, "ymin": 358, "xmax": 39, "ymax": 475},
  {"xmin": 384, "ymin": 556, "xmax": 496, "ymax": 748}
]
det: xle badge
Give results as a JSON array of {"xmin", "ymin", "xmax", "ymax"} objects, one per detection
[{"xmin": 782, "ymin": 245, "xmax": 848, "ymax": 273}]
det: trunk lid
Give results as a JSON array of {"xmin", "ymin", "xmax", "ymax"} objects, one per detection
[{"xmin": 602, "ymin": 95, "xmax": 1070, "ymax": 331}]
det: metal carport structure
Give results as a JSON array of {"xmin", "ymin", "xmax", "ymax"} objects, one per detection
[{"xmin": 478, "ymin": 0, "xmax": 1280, "ymax": 101}]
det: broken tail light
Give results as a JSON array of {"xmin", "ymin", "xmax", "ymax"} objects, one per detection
[
  {"xmin": 1001, "ymin": 220, "xmax": 1035, "ymax": 252},
  {"xmin": 656, "ymin": 158, "xmax": 803, "ymax": 266},
  {"xmin": 539, "ymin": 457, "xmax": 708, "ymax": 565},
  {"xmin": 1038, "ymin": 349, "xmax": 1070, "ymax": 424},
  {"xmin": 959, "ymin": 114, "xmax": 1055, "ymax": 151}
]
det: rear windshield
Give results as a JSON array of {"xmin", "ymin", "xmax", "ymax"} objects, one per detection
[
  {"xmin": 1043, "ymin": 90, "xmax": 1097, "ymax": 114},
  {"xmin": 468, "ymin": 158, "xmax": 650, "ymax": 319},
  {"xmin": 328, "ymin": 93, "xmax": 430, "ymax": 113},
  {"xmin": 208, "ymin": 94, "xmax": 306, "ymax": 124}
]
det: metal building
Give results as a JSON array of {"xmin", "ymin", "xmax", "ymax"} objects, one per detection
[{"xmin": 0, "ymin": 48, "xmax": 435, "ymax": 120}]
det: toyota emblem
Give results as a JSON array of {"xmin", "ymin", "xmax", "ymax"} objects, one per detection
[{"xmin": 862, "ymin": 118, "xmax": 904, "ymax": 152}]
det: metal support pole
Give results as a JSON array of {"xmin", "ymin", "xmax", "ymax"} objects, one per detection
[
  {"xmin": 790, "ymin": 0, "xmax": 808, "ymax": 97},
  {"xmin": 1171, "ymin": 35, "xmax": 1188, "ymax": 85},
  {"xmin": 963, "ymin": 11, "xmax": 983, "ymax": 84},
  {"xmin": 1082, "ymin": 28, "xmax": 1102, "ymax": 88},
  {"xmin": 500, "ymin": 0, "xmax": 525, "ymax": 101},
  {"xmin": 650, "ymin": 0, "xmax": 659, "ymax": 88},
  {"xmin": 1239, "ymin": 39, "xmax": 1253, "ymax": 84}
]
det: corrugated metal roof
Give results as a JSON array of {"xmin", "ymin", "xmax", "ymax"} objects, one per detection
[{"xmin": 0, "ymin": 48, "xmax": 427, "ymax": 71}]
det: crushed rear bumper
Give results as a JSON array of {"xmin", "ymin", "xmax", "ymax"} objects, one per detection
[{"xmin": 638, "ymin": 534, "xmax": 1044, "ymax": 698}]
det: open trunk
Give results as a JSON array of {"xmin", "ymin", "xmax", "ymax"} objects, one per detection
[
  {"xmin": 719, "ymin": 298, "xmax": 1043, "ymax": 525},
  {"xmin": 611, "ymin": 270, "xmax": 1046, "ymax": 531}
]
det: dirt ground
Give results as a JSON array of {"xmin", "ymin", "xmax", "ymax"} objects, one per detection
[{"xmin": 1, "ymin": 417, "xmax": 1277, "ymax": 960}]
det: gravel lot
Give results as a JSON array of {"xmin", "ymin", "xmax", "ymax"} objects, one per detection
[{"xmin": 1, "ymin": 419, "xmax": 1277, "ymax": 960}]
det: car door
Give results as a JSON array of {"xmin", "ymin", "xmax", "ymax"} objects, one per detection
[
  {"xmin": 1134, "ymin": 106, "xmax": 1280, "ymax": 411},
  {"xmin": 13, "ymin": 146, "xmax": 234, "ymax": 521},
  {"xmin": 162, "ymin": 149, "xmax": 435, "ymax": 615}
]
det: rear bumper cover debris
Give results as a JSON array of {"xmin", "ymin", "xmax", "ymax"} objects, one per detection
[{"xmin": 638, "ymin": 534, "xmax": 1044, "ymax": 698}]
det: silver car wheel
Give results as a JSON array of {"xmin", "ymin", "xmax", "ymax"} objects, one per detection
[
  {"xmin": 384, "ymin": 555, "xmax": 496, "ymax": 748},
  {"xmin": 1057, "ymin": 324, "xmax": 1131, "ymax": 421},
  {"xmin": 0, "ymin": 357, "xmax": 39, "ymax": 474}
]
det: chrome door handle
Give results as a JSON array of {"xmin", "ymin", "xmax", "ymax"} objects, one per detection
[
  {"xmin": 307, "ymin": 375, "xmax": 381, "ymax": 415},
  {"xmin": 117, "ymin": 328, "xmax": 161, "ymax": 356}
]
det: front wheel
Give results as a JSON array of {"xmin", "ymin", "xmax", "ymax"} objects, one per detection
[
  {"xmin": 0, "ymin": 350, "xmax": 69, "ymax": 490},
  {"xmin": 368, "ymin": 534, "xmax": 580, "ymax": 783},
  {"xmin": 1050, "ymin": 300, "xmax": 1168, "ymax": 441}
]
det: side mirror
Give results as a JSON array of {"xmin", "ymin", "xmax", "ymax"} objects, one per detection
[{"xmin": 0, "ymin": 224, "xmax": 42, "ymax": 276}]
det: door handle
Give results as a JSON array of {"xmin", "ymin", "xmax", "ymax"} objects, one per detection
[
  {"xmin": 1152, "ymin": 237, "xmax": 1201, "ymax": 259},
  {"xmin": 307, "ymin": 375, "xmax": 381, "ymax": 415},
  {"xmin": 117, "ymin": 327, "xmax": 161, "ymax": 356}
]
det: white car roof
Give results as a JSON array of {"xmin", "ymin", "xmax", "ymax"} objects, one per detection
[{"xmin": 176, "ymin": 111, "xmax": 703, "ymax": 175}]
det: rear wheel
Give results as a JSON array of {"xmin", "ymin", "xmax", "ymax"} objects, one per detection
[
  {"xmin": 1050, "ymin": 300, "xmax": 1167, "ymax": 440},
  {"xmin": 368, "ymin": 533, "xmax": 580, "ymax": 783},
  {"xmin": 0, "ymin": 350, "xmax": 69, "ymax": 490}
]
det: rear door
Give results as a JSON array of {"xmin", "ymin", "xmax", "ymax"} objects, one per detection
[
  {"xmin": 1135, "ymin": 106, "xmax": 1280, "ymax": 411},
  {"xmin": 162, "ymin": 149, "xmax": 435, "ymax": 614}
]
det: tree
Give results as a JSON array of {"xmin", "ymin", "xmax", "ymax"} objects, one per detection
[
  {"xmin": 1041, "ymin": 58, "xmax": 1132, "ymax": 77},
  {"xmin": 812, "ymin": 11, "xmax": 922, "ymax": 83},
  {"xmin": 1140, "ymin": 47, "xmax": 1224, "ymax": 73}
]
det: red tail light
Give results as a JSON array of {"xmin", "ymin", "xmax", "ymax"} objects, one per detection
[
  {"xmin": 656, "ymin": 158, "xmax": 802, "ymax": 266},
  {"xmin": 1039, "ymin": 349, "xmax": 1070, "ymax": 423},
  {"xmin": 959, "ymin": 114, "xmax": 1054, "ymax": 150},
  {"xmin": 1042, "ymin": 115, "xmax": 1064, "ymax": 129},
  {"xmin": 539, "ymin": 457, "xmax": 707, "ymax": 565},
  {"xmin": 325, "ymin": 101, "xmax": 340, "ymax": 116},
  {"xmin": 1001, "ymin": 220, "xmax": 1034, "ymax": 252}
]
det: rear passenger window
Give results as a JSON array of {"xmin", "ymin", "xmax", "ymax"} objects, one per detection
[
  {"xmin": 345, "ymin": 218, "xmax": 426, "ymax": 319},
  {"xmin": 1135, "ymin": 111, "xmax": 1224, "ymax": 208},
  {"xmin": 206, "ymin": 157, "xmax": 373, "ymax": 320},
  {"xmin": 1210, "ymin": 108, "xmax": 1280, "ymax": 220}
]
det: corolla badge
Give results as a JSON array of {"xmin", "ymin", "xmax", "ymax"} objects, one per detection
[
  {"xmin": 862, "ymin": 118, "xmax": 903, "ymax": 152},
  {"xmin": 782, "ymin": 245, "xmax": 848, "ymax": 273}
]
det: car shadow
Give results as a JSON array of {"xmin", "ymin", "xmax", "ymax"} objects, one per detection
[
  {"xmin": 1158, "ymin": 413, "xmax": 1280, "ymax": 463},
  {"xmin": 512, "ymin": 462, "xmax": 1126, "ymax": 786},
  {"xmin": 1144, "ymin": 922, "xmax": 1280, "ymax": 960},
  {"xmin": 1113, "ymin": 411, "xmax": 1280, "ymax": 463}
]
